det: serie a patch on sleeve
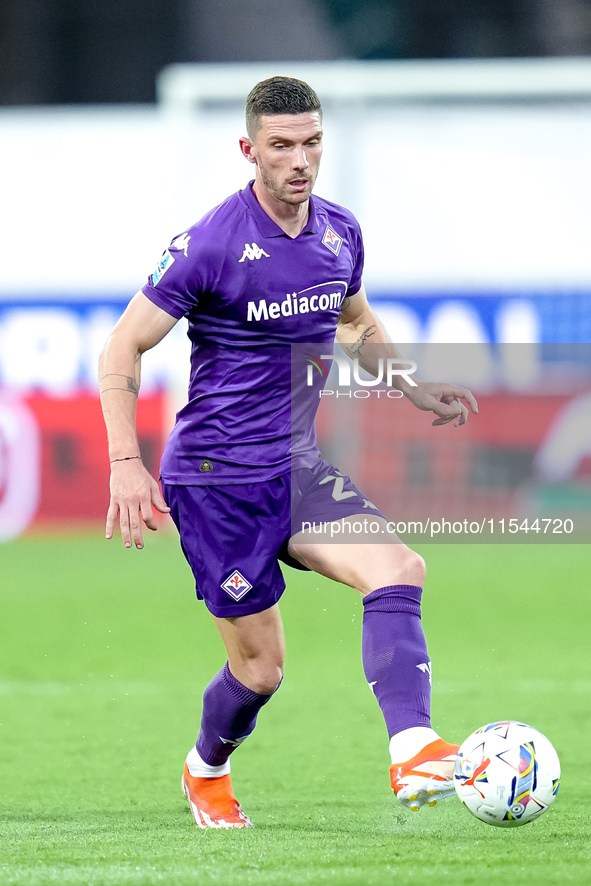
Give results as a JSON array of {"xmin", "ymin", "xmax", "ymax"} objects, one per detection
[{"xmin": 151, "ymin": 249, "xmax": 175, "ymax": 285}]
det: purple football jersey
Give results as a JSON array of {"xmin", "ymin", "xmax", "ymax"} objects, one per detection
[{"xmin": 142, "ymin": 181, "xmax": 364, "ymax": 484}]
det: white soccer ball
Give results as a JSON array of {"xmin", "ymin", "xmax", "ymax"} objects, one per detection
[{"xmin": 454, "ymin": 721, "xmax": 561, "ymax": 827}]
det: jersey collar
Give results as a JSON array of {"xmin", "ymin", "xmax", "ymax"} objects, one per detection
[{"xmin": 241, "ymin": 181, "xmax": 319, "ymax": 238}]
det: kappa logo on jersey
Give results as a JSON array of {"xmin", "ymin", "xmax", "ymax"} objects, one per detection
[
  {"xmin": 170, "ymin": 232, "xmax": 191, "ymax": 257},
  {"xmin": 322, "ymin": 225, "xmax": 343, "ymax": 256},
  {"xmin": 239, "ymin": 242, "xmax": 270, "ymax": 262},
  {"xmin": 151, "ymin": 249, "xmax": 175, "ymax": 285},
  {"xmin": 221, "ymin": 570, "xmax": 253, "ymax": 601}
]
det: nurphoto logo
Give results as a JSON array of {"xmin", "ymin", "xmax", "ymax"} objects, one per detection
[{"xmin": 306, "ymin": 353, "xmax": 417, "ymax": 397}]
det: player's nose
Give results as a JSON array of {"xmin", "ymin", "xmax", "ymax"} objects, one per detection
[{"xmin": 292, "ymin": 147, "xmax": 309, "ymax": 170}]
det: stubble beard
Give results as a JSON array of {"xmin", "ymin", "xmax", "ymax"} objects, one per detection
[{"xmin": 258, "ymin": 160, "xmax": 318, "ymax": 206}]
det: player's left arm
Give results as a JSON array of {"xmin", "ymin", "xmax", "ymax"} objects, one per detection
[{"xmin": 336, "ymin": 282, "xmax": 478, "ymax": 427}]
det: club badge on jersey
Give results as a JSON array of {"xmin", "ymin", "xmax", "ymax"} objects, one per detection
[{"xmin": 322, "ymin": 225, "xmax": 343, "ymax": 256}]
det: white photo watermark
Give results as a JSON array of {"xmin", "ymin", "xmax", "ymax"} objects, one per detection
[{"xmin": 306, "ymin": 354, "xmax": 417, "ymax": 398}]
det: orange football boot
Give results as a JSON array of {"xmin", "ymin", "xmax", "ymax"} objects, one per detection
[
  {"xmin": 182, "ymin": 762, "xmax": 252, "ymax": 829},
  {"xmin": 390, "ymin": 738, "xmax": 459, "ymax": 811}
]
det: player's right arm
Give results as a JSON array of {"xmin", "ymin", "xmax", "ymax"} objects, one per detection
[{"xmin": 99, "ymin": 292, "xmax": 179, "ymax": 549}]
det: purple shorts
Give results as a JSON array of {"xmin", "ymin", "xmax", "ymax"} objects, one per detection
[{"xmin": 161, "ymin": 460, "xmax": 385, "ymax": 618}]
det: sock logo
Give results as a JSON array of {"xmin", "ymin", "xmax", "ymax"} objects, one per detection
[
  {"xmin": 416, "ymin": 662, "xmax": 432, "ymax": 685},
  {"xmin": 219, "ymin": 736, "xmax": 248, "ymax": 748}
]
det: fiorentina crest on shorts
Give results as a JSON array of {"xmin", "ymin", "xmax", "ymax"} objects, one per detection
[
  {"xmin": 322, "ymin": 225, "xmax": 343, "ymax": 256},
  {"xmin": 221, "ymin": 570, "xmax": 253, "ymax": 601}
]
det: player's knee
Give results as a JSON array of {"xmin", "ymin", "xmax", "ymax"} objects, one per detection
[
  {"xmin": 402, "ymin": 548, "xmax": 426, "ymax": 587},
  {"xmin": 233, "ymin": 652, "xmax": 283, "ymax": 696},
  {"xmin": 380, "ymin": 545, "xmax": 425, "ymax": 588},
  {"xmin": 249, "ymin": 663, "xmax": 284, "ymax": 696}
]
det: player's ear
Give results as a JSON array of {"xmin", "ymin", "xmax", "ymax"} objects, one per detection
[{"xmin": 239, "ymin": 137, "xmax": 257, "ymax": 164}]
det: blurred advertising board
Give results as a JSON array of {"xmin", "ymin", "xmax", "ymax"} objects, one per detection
[
  {"xmin": 0, "ymin": 297, "xmax": 589, "ymax": 540},
  {"xmin": 0, "ymin": 300, "xmax": 179, "ymax": 540}
]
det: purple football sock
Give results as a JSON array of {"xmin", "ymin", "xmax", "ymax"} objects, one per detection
[
  {"xmin": 362, "ymin": 585, "xmax": 432, "ymax": 739},
  {"xmin": 196, "ymin": 663, "xmax": 279, "ymax": 767}
]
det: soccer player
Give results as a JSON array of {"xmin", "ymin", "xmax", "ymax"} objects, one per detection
[{"xmin": 99, "ymin": 76, "xmax": 478, "ymax": 829}]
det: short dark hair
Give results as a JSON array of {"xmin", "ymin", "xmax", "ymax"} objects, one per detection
[{"xmin": 245, "ymin": 76, "xmax": 322, "ymax": 138}]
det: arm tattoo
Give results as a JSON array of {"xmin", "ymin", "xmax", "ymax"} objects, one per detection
[
  {"xmin": 343, "ymin": 324, "xmax": 377, "ymax": 359},
  {"xmin": 99, "ymin": 374, "xmax": 140, "ymax": 396}
]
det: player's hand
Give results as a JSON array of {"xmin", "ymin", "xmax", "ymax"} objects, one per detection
[
  {"xmin": 106, "ymin": 459, "xmax": 170, "ymax": 549},
  {"xmin": 405, "ymin": 381, "xmax": 478, "ymax": 427}
]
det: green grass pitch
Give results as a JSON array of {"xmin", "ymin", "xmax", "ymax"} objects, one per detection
[{"xmin": 0, "ymin": 533, "xmax": 589, "ymax": 885}]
